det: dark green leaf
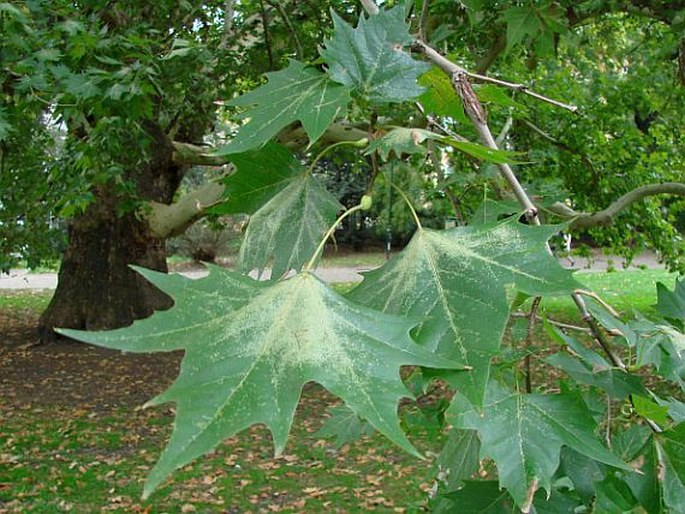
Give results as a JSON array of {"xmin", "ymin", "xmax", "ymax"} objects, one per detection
[
  {"xmin": 315, "ymin": 404, "xmax": 375, "ymax": 448},
  {"xmin": 450, "ymin": 381, "xmax": 629, "ymax": 509},
  {"xmin": 321, "ymin": 7, "xmax": 430, "ymax": 103},
  {"xmin": 501, "ymin": 6, "xmax": 540, "ymax": 50},
  {"xmin": 216, "ymin": 143, "xmax": 302, "ymax": 215},
  {"xmin": 433, "ymin": 428, "xmax": 480, "ymax": 490},
  {"xmin": 656, "ymin": 423, "xmax": 685, "ymax": 512},
  {"xmin": 656, "ymin": 278, "xmax": 685, "ymax": 330},
  {"xmin": 559, "ymin": 447, "xmax": 606, "ymax": 505},
  {"xmin": 59, "ymin": 268, "xmax": 462, "ymax": 498},
  {"xmin": 593, "ymin": 474, "xmax": 640, "ymax": 513},
  {"xmin": 216, "ymin": 60, "xmax": 351, "ymax": 154},
  {"xmin": 441, "ymin": 481, "xmax": 514, "ymax": 513}
]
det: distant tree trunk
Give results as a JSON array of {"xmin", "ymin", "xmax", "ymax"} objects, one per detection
[{"xmin": 39, "ymin": 123, "xmax": 184, "ymax": 341}]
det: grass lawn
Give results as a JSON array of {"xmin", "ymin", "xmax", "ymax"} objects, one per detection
[
  {"xmin": 540, "ymin": 268, "xmax": 679, "ymax": 319},
  {"xmin": 0, "ymin": 267, "xmax": 680, "ymax": 512}
]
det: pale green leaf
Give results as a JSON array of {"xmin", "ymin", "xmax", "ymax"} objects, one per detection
[
  {"xmin": 63, "ymin": 72, "xmax": 102, "ymax": 100},
  {"xmin": 58, "ymin": 268, "xmax": 461, "ymax": 498},
  {"xmin": 348, "ymin": 219, "xmax": 580, "ymax": 405},
  {"xmin": 365, "ymin": 127, "xmax": 441, "ymax": 160},
  {"xmin": 321, "ymin": 6, "xmax": 430, "ymax": 103},
  {"xmin": 450, "ymin": 381, "xmax": 629, "ymax": 509},
  {"xmin": 216, "ymin": 60, "xmax": 351, "ymax": 154},
  {"xmin": 238, "ymin": 173, "xmax": 343, "ymax": 279}
]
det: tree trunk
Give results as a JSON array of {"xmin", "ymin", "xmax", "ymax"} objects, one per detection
[{"xmin": 39, "ymin": 123, "xmax": 184, "ymax": 341}]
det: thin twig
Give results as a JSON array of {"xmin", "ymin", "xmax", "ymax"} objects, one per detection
[
  {"xmin": 574, "ymin": 289, "xmax": 621, "ymax": 317},
  {"xmin": 265, "ymin": 0, "xmax": 304, "ymax": 59},
  {"xmin": 413, "ymin": 39, "xmax": 577, "ymax": 113},
  {"xmin": 511, "ymin": 312, "xmax": 592, "ymax": 333},
  {"xmin": 418, "ymin": 0, "xmax": 430, "ymax": 41},
  {"xmin": 572, "ymin": 294, "xmax": 625, "ymax": 369},
  {"xmin": 525, "ymin": 297, "xmax": 542, "ymax": 394}
]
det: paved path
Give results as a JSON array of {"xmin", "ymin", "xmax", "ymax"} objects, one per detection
[
  {"xmin": 0, "ymin": 251, "xmax": 667, "ymax": 291},
  {"xmin": 0, "ymin": 266, "xmax": 372, "ymax": 291}
]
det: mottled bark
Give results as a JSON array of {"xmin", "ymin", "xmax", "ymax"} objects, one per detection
[{"xmin": 39, "ymin": 123, "xmax": 184, "ymax": 340}]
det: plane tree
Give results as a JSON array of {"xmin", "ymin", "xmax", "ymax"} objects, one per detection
[{"xmin": 0, "ymin": 0, "xmax": 683, "ymax": 341}]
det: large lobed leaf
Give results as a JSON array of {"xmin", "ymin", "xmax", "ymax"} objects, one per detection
[
  {"xmin": 59, "ymin": 267, "xmax": 461, "ymax": 498},
  {"xmin": 216, "ymin": 60, "xmax": 351, "ymax": 154},
  {"xmin": 450, "ymin": 381, "xmax": 629, "ymax": 511},
  {"xmin": 321, "ymin": 6, "xmax": 430, "ymax": 103},
  {"xmin": 348, "ymin": 219, "xmax": 580, "ymax": 405}
]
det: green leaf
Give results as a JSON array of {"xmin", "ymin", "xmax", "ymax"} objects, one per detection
[
  {"xmin": 348, "ymin": 219, "xmax": 580, "ymax": 405},
  {"xmin": 418, "ymin": 66, "xmax": 467, "ymax": 122},
  {"xmin": 475, "ymin": 84, "xmax": 527, "ymax": 112},
  {"xmin": 315, "ymin": 404, "xmax": 375, "ymax": 448},
  {"xmin": 545, "ymin": 322, "xmax": 646, "ymax": 399},
  {"xmin": 446, "ymin": 139, "xmax": 524, "ymax": 163},
  {"xmin": 58, "ymin": 268, "xmax": 461, "ymax": 498},
  {"xmin": 433, "ymin": 428, "xmax": 480, "ymax": 490},
  {"xmin": 559, "ymin": 448, "xmax": 606, "ymax": 506},
  {"xmin": 63, "ymin": 72, "xmax": 102, "ymax": 100},
  {"xmin": 656, "ymin": 278, "xmax": 685, "ymax": 330},
  {"xmin": 656, "ymin": 423, "xmax": 685, "ymax": 512},
  {"xmin": 321, "ymin": 6, "xmax": 430, "ymax": 103},
  {"xmin": 215, "ymin": 143, "xmax": 303, "ymax": 215},
  {"xmin": 632, "ymin": 320, "xmax": 685, "ymax": 387},
  {"xmin": 501, "ymin": 6, "xmax": 540, "ymax": 50},
  {"xmin": 238, "ymin": 172, "xmax": 343, "ymax": 279},
  {"xmin": 547, "ymin": 352, "xmax": 646, "ymax": 400},
  {"xmin": 632, "ymin": 395, "xmax": 670, "ymax": 425},
  {"xmin": 441, "ymin": 481, "xmax": 514, "ymax": 513},
  {"xmin": 212, "ymin": 144, "xmax": 343, "ymax": 278},
  {"xmin": 450, "ymin": 381, "xmax": 629, "ymax": 510},
  {"xmin": 469, "ymin": 199, "xmax": 521, "ymax": 226},
  {"xmin": 365, "ymin": 127, "xmax": 440, "ymax": 160},
  {"xmin": 216, "ymin": 60, "xmax": 351, "ymax": 154},
  {"xmin": 593, "ymin": 474, "xmax": 640, "ymax": 513}
]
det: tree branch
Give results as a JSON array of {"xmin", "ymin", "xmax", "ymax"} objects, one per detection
[
  {"xmin": 359, "ymin": 0, "xmax": 379, "ymax": 16},
  {"xmin": 413, "ymin": 39, "xmax": 577, "ymax": 112},
  {"xmin": 159, "ymin": 123, "xmax": 370, "ymax": 237},
  {"xmin": 546, "ymin": 182, "xmax": 685, "ymax": 229},
  {"xmin": 147, "ymin": 179, "xmax": 229, "ymax": 239},
  {"xmin": 171, "ymin": 142, "xmax": 230, "ymax": 167}
]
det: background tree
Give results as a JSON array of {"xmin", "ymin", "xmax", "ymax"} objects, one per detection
[{"xmin": 1, "ymin": 0, "xmax": 683, "ymax": 341}]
